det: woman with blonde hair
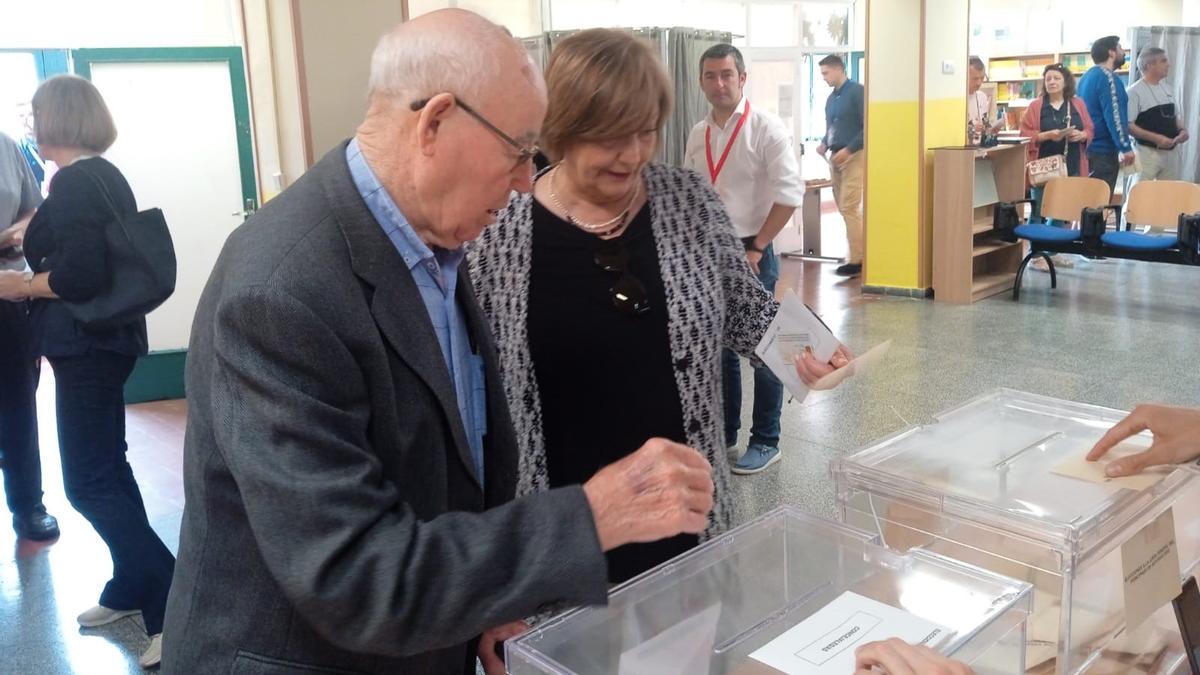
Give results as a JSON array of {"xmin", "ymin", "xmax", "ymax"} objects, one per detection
[
  {"xmin": 0, "ymin": 74, "xmax": 173, "ymax": 668},
  {"xmin": 470, "ymin": 29, "xmax": 849, "ymax": 583}
]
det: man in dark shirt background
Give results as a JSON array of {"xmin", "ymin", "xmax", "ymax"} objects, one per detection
[{"xmin": 816, "ymin": 54, "xmax": 865, "ymax": 278}]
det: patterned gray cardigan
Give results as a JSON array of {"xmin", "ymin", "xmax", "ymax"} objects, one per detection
[{"xmin": 468, "ymin": 163, "xmax": 779, "ymax": 540}]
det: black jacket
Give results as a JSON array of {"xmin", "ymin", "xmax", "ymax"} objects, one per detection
[
  {"xmin": 23, "ymin": 157, "xmax": 148, "ymax": 358},
  {"xmin": 161, "ymin": 142, "xmax": 609, "ymax": 674}
]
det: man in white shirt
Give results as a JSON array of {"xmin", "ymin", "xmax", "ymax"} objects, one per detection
[
  {"xmin": 1128, "ymin": 47, "xmax": 1189, "ymax": 185},
  {"xmin": 685, "ymin": 43, "xmax": 805, "ymax": 476},
  {"xmin": 967, "ymin": 57, "xmax": 1000, "ymax": 136}
]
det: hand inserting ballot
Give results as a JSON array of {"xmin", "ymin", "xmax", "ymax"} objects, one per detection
[{"xmin": 1087, "ymin": 404, "xmax": 1200, "ymax": 477}]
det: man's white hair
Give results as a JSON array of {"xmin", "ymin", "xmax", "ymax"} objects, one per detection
[
  {"xmin": 1137, "ymin": 47, "xmax": 1167, "ymax": 73},
  {"xmin": 367, "ymin": 11, "xmax": 518, "ymax": 104}
]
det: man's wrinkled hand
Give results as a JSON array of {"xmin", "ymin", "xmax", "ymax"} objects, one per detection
[{"xmin": 583, "ymin": 439, "xmax": 713, "ymax": 552}]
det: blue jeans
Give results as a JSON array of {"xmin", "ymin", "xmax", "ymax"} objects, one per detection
[
  {"xmin": 723, "ymin": 243, "xmax": 783, "ymax": 449},
  {"xmin": 0, "ymin": 301, "xmax": 43, "ymax": 517},
  {"xmin": 49, "ymin": 351, "xmax": 175, "ymax": 635}
]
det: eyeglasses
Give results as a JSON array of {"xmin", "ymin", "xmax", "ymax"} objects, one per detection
[
  {"xmin": 410, "ymin": 96, "xmax": 540, "ymax": 169},
  {"xmin": 594, "ymin": 239, "xmax": 650, "ymax": 316}
]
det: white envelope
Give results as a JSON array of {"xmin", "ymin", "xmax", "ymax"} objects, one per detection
[{"xmin": 754, "ymin": 290, "xmax": 839, "ymax": 403}]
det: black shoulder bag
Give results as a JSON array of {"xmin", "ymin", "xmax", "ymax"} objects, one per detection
[{"xmin": 64, "ymin": 167, "xmax": 177, "ymax": 331}]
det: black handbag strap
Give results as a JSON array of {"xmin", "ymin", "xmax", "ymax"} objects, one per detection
[
  {"xmin": 74, "ymin": 162, "xmax": 139, "ymax": 248},
  {"xmin": 73, "ymin": 163, "xmax": 156, "ymax": 274}
]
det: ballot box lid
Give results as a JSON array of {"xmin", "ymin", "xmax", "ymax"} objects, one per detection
[{"xmin": 832, "ymin": 389, "xmax": 1197, "ymax": 553}]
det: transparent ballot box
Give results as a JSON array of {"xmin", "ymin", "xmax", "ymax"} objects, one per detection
[
  {"xmin": 832, "ymin": 389, "xmax": 1200, "ymax": 674},
  {"xmin": 506, "ymin": 506, "xmax": 1032, "ymax": 675}
]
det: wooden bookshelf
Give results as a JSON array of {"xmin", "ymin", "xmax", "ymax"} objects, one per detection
[
  {"xmin": 989, "ymin": 50, "xmax": 1131, "ymax": 113},
  {"xmin": 932, "ymin": 142, "xmax": 1029, "ymax": 304}
]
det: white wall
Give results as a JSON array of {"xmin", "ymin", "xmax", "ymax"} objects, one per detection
[
  {"xmin": 409, "ymin": 1, "xmax": 865, "ymax": 46},
  {"xmin": 853, "ymin": 0, "xmax": 867, "ymax": 49},
  {"xmin": 0, "ymin": 0, "xmax": 237, "ymax": 48},
  {"xmin": 1184, "ymin": 0, "xmax": 1200, "ymax": 23},
  {"xmin": 294, "ymin": 0, "xmax": 404, "ymax": 162},
  {"xmin": 408, "ymin": 0, "xmax": 542, "ymax": 37},
  {"xmin": 970, "ymin": 0, "xmax": 1186, "ymax": 58}
]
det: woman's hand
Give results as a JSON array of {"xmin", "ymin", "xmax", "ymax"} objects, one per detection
[
  {"xmin": 1087, "ymin": 404, "xmax": 1200, "ymax": 477},
  {"xmin": 1067, "ymin": 128, "xmax": 1088, "ymax": 143},
  {"xmin": 794, "ymin": 343, "xmax": 852, "ymax": 387},
  {"xmin": 0, "ymin": 270, "xmax": 32, "ymax": 302}
]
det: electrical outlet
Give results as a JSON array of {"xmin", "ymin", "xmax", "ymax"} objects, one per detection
[{"xmin": 942, "ymin": 60, "xmax": 955, "ymax": 75}]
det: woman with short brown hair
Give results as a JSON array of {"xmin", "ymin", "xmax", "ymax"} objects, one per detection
[
  {"xmin": 0, "ymin": 74, "xmax": 173, "ymax": 668},
  {"xmin": 470, "ymin": 29, "xmax": 849, "ymax": 582}
]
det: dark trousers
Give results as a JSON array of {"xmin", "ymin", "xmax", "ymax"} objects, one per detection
[
  {"xmin": 0, "ymin": 301, "xmax": 43, "ymax": 517},
  {"xmin": 723, "ymin": 243, "xmax": 784, "ymax": 449},
  {"xmin": 1088, "ymin": 152, "xmax": 1121, "ymax": 194},
  {"xmin": 49, "ymin": 351, "xmax": 175, "ymax": 635}
]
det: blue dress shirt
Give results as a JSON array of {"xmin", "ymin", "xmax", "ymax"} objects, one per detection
[{"xmin": 346, "ymin": 139, "xmax": 487, "ymax": 485}]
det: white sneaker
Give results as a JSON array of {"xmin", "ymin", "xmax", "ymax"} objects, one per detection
[
  {"xmin": 77, "ymin": 605, "xmax": 140, "ymax": 628},
  {"xmin": 139, "ymin": 634, "xmax": 162, "ymax": 669}
]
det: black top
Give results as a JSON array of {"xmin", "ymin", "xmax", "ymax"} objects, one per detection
[
  {"xmin": 1134, "ymin": 105, "xmax": 1178, "ymax": 148},
  {"xmin": 23, "ymin": 157, "xmax": 148, "ymax": 358},
  {"xmin": 1037, "ymin": 98, "xmax": 1085, "ymax": 176},
  {"xmin": 527, "ymin": 197, "xmax": 695, "ymax": 584}
]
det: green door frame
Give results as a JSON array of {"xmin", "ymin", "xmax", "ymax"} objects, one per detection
[
  {"xmin": 72, "ymin": 47, "xmax": 257, "ymax": 213},
  {"xmin": 72, "ymin": 47, "xmax": 258, "ymax": 403}
]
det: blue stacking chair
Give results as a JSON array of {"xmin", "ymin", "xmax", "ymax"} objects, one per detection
[
  {"xmin": 1010, "ymin": 176, "xmax": 1111, "ymax": 300},
  {"xmin": 1105, "ymin": 180, "xmax": 1200, "ymax": 254}
]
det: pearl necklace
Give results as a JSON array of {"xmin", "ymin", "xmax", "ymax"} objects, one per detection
[{"xmin": 548, "ymin": 165, "xmax": 641, "ymax": 238}]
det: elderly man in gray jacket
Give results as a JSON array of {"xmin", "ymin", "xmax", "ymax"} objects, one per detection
[{"xmin": 161, "ymin": 9, "xmax": 714, "ymax": 674}]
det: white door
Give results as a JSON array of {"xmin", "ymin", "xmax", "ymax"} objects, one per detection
[{"xmin": 79, "ymin": 50, "xmax": 254, "ymax": 354}]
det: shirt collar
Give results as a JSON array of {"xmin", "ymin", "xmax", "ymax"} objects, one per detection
[
  {"xmin": 708, "ymin": 95, "xmax": 750, "ymax": 130},
  {"xmin": 345, "ymin": 138, "xmax": 436, "ymax": 272}
]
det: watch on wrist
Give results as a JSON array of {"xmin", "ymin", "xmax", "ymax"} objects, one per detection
[{"xmin": 745, "ymin": 241, "xmax": 765, "ymax": 254}]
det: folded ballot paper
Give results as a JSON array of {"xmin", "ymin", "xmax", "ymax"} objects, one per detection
[{"xmin": 755, "ymin": 290, "xmax": 889, "ymax": 402}]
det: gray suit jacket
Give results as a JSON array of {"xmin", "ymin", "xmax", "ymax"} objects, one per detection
[{"xmin": 162, "ymin": 142, "xmax": 609, "ymax": 674}]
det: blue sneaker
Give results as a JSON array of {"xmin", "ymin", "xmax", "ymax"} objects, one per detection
[{"xmin": 731, "ymin": 444, "xmax": 781, "ymax": 475}]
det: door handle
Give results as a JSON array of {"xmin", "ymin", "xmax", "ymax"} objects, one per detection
[{"xmin": 232, "ymin": 198, "xmax": 258, "ymax": 219}]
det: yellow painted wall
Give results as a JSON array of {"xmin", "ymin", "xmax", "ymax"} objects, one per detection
[
  {"xmin": 864, "ymin": 0, "xmax": 922, "ymax": 290},
  {"xmin": 864, "ymin": 0, "xmax": 967, "ymax": 292},
  {"xmin": 865, "ymin": 101, "xmax": 922, "ymax": 288}
]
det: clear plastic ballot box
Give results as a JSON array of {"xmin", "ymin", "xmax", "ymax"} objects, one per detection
[
  {"xmin": 832, "ymin": 389, "xmax": 1200, "ymax": 674},
  {"xmin": 506, "ymin": 506, "xmax": 1032, "ymax": 675}
]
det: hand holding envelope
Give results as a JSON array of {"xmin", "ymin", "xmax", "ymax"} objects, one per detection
[{"xmin": 754, "ymin": 290, "xmax": 890, "ymax": 402}]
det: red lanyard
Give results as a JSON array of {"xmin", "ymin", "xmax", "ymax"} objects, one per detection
[{"xmin": 705, "ymin": 100, "xmax": 751, "ymax": 184}]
